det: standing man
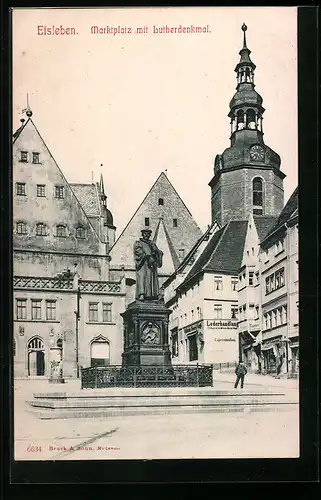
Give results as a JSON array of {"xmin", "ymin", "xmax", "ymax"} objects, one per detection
[
  {"xmin": 234, "ymin": 360, "xmax": 247, "ymax": 389},
  {"xmin": 133, "ymin": 228, "xmax": 163, "ymax": 301}
]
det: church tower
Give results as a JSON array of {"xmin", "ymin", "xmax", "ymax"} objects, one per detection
[{"xmin": 209, "ymin": 24, "xmax": 286, "ymax": 227}]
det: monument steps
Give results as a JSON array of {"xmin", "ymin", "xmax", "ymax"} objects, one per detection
[{"xmin": 27, "ymin": 389, "xmax": 298, "ymax": 419}]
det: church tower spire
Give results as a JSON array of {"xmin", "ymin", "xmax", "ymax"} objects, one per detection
[
  {"xmin": 229, "ymin": 23, "xmax": 264, "ymax": 141},
  {"xmin": 209, "ymin": 24, "xmax": 285, "ymax": 226}
]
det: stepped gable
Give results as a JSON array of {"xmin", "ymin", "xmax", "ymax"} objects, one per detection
[{"xmin": 109, "ymin": 171, "xmax": 203, "ymax": 274}]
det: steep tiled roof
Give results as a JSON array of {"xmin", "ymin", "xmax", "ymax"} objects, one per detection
[
  {"xmin": 204, "ymin": 220, "xmax": 248, "ymax": 273},
  {"xmin": 70, "ymin": 183, "xmax": 101, "ymax": 217},
  {"xmin": 179, "ymin": 220, "xmax": 248, "ymax": 288},
  {"xmin": 253, "ymin": 216, "xmax": 278, "ymax": 243},
  {"xmin": 261, "ymin": 187, "xmax": 298, "ymax": 244}
]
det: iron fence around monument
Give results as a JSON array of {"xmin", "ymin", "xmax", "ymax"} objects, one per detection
[{"xmin": 81, "ymin": 364, "xmax": 213, "ymax": 389}]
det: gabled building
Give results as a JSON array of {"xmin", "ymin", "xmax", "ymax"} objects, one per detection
[
  {"xmin": 164, "ymin": 220, "xmax": 247, "ymax": 366},
  {"xmin": 13, "ymin": 110, "xmax": 125, "ymax": 379},
  {"xmin": 109, "ymin": 171, "xmax": 203, "ymax": 290}
]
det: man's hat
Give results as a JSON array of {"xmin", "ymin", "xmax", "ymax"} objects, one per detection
[{"xmin": 141, "ymin": 227, "xmax": 152, "ymax": 234}]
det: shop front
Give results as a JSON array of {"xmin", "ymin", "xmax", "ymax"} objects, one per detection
[
  {"xmin": 289, "ymin": 337, "xmax": 299, "ymax": 376},
  {"xmin": 184, "ymin": 320, "xmax": 204, "ymax": 364},
  {"xmin": 261, "ymin": 336, "xmax": 288, "ymax": 375},
  {"xmin": 240, "ymin": 329, "xmax": 262, "ymax": 373}
]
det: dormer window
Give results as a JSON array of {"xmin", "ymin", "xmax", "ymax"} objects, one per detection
[
  {"xmin": 56, "ymin": 225, "xmax": 66, "ymax": 238},
  {"xmin": 20, "ymin": 151, "xmax": 28, "ymax": 162},
  {"xmin": 32, "ymin": 152, "xmax": 40, "ymax": 164}
]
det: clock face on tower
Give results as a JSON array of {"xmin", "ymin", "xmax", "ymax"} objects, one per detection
[{"xmin": 250, "ymin": 145, "xmax": 265, "ymax": 162}]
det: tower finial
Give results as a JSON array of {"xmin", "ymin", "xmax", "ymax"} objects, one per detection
[
  {"xmin": 24, "ymin": 93, "xmax": 33, "ymax": 117},
  {"xmin": 241, "ymin": 23, "xmax": 247, "ymax": 49}
]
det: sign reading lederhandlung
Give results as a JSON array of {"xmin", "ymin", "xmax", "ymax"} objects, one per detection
[{"xmin": 206, "ymin": 319, "xmax": 238, "ymax": 329}]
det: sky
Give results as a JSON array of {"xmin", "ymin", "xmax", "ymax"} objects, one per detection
[{"xmin": 12, "ymin": 7, "xmax": 298, "ymax": 235}]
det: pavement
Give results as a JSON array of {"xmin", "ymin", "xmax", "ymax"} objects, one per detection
[{"xmin": 13, "ymin": 374, "xmax": 300, "ymax": 461}]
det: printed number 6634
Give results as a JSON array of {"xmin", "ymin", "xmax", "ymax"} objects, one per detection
[{"xmin": 26, "ymin": 446, "xmax": 42, "ymax": 452}]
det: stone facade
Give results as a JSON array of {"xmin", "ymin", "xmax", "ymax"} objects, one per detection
[
  {"xmin": 109, "ymin": 172, "xmax": 203, "ymax": 282},
  {"xmin": 210, "ymin": 162, "xmax": 285, "ymax": 228},
  {"xmin": 12, "ymin": 113, "xmax": 124, "ymax": 379}
]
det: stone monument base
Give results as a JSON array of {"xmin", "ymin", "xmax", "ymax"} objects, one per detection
[{"xmin": 121, "ymin": 299, "xmax": 172, "ymax": 367}]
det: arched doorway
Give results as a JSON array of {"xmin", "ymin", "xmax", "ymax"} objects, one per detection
[
  {"xmin": 90, "ymin": 336, "xmax": 110, "ymax": 367},
  {"xmin": 28, "ymin": 337, "xmax": 45, "ymax": 376}
]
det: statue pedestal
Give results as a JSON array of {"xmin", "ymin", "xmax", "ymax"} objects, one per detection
[{"xmin": 121, "ymin": 300, "xmax": 172, "ymax": 366}]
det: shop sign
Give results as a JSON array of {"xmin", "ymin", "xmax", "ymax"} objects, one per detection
[
  {"xmin": 184, "ymin": 320, "xmax": 203, "ymax": 335},
  {"xmin": 206, "ymin": 319, "xmax": 237, "ymax": 329}
]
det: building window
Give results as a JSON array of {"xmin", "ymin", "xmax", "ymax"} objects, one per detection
[
  {"xmin": 56, "ymin": 225, "xmax": 66, "ymax": 238},
  {"xmin": 253, "ymin": 177, "xmax": 263, "ymax": 215},
  {"xmin": 76, "ymin": 226, "xmax": 86, "ymax": 239},
  {"xmin": 16, "ymin": 299, "xmax": 27, "ymax": 320},
  {"xmin": 55, "ymin": 185, "xmax": 65, "ymax": 199},
  {"xmin": 231, "ymin": 305, "xmax": 238, "ymax": 319},
  {"xmin": 16, "ymin": 183, "xmax": 26, "ymax": 196},
  {"xmin": 158, "ymin": 198, "xmax": 164, "ymax": 205},
  {"xmin": 13, "ymin": 339, "xmax": 16, "ymax": 357},
  {"xmin": 179, "ymin": 249, "xmax": 185, "ymax": 260},
  {"xmin": 88, "ymin": 302, "xmax": 99, "ymax": 322},
  {"xmin": 31, "ymin": 300, "xmax": 42, "ymax": 320},
  {"xmin": 213, "ymin": 304, "xmax": 222, "ymax": 319},
  {"xmin": 249, "ymin": 272, "xmax": 254, "ymax": 286},
  {"xmin": 36, "ymin": 184, "xmax": 46, "ymax": 197},
  {"xmin": 283, "ymin": 305, "xmax": 287, "ymax": 324},
  {"xmin": 173, "ymin": 218, "xmax": 178, "ymax": 227},
  {"xmin": 265, "ymin": 268, "xmax": 285, "ymax": 295},
  {"xmin": 46, "ymin": 301, "xmax": 56, "ymax": 321},
  {"xmin": 214, "ymin": 276, "xmax": 223, "ymax": 290},
  {"xmin": 16, "ymin": 221, "xmax": 27, "ymax": 235},
  {"xmin": 90, "ymin": 337, "xmax": 110, "ymax": 367},
  {"xmin": 20, "ymin": 151, "xmax": 28, "ymax": 162},
  {"xmin": 102, "ymin": 303, "xmax": 112, "ymax": 323},
  {"xmin": 231, "ymin": 277, "xmax": 238, "ymax": 291},
  {"xmin": 32, "ymin": 152, "xmax": 40, "ymax": 164},
  {"xmin": 36, "ymin": 223, "xmax": 47, "ymax": 236},
  {"xmin": 188, "ymin": 334, "xmax": 198, "ymax": 361},
  {"xmin": 144, "ymin": 217, "xmax": 150, "ymax": 227},
  {"xmin": 191, "ymin": 310, "xmax": 194, "ymax": 323}
]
